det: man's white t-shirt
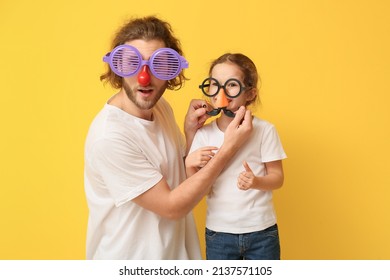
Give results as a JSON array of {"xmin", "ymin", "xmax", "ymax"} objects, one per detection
[
  {"xmin": 189, "ymin": 117, "xmax": 287, "ymax": 234},
  {"xmin": 84, "ymin": 98, "xmax": 201, "ymax": 259}
]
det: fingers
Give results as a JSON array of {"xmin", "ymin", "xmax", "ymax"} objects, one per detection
[
  {"xmin": 194, "ymin": 146, "xmax": 218, "ymax": 168},
  {"xmin": 202, "ymin": 146, "xmax": 219, "ymax": 152},
  {"xmin": 200, "ymin": 147, "xmax": 218, "ymax": 160},
  {"xmin": 242, "ymin": 160, "xmax": 253, "ymax": 172},
  {"xmin": 186, "ymin": 100, "xmax": 211, "ymax": 129},
  {"xmin": 230, "ymin": 106, "xmax": 246, "ymax": 128},
  {"xmin": 201, "ymin": 102, "xmax": 214, "ymax": 112},
  {"xmin": 193, "ymin": 106, "xmax": 207, "ymax": 118},
  {"xmin": 237, "ymin": 178, "xmax": 250, "ymax": 191},
  {"xmin": 190, "ymin": 99, "xmax": 207, "ymax": 109},
  {"xmin": 238, "ymin": 161, "xmax": 253, "ymax": 191},
  {"xmin": 225, "ymin": 106, "xmax": 252, "ymax": 138},
  {"xmin": 241, "ymin": 110, "xmax": 253, "ymax": 126}
]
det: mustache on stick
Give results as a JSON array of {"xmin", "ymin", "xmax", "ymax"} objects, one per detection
[{"xmin": 203, "ymin": 105, "xmax": 236, "ymax": 118}]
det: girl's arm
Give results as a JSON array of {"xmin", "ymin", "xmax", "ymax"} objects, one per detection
[{"xmin": 237, "ymin": 160, "xmax": 284, "ymax": 191}]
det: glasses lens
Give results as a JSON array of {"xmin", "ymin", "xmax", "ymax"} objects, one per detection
[
  {"xmin": 224, "ymin": 79, "xmax": 242, "ymax": 97},
  {"xmin": 111, "ymin": 46, "xmax": 140, "ymax": 77},
  {"xmin": 151, "ymin": 49, "xmax": 180, "ymax": 80},
  {"xmin": 200, "ymin": 78, "xmax": 220, "ymax": 97}
]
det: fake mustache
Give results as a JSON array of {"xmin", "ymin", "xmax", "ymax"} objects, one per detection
[{"xmin": 206, "ymin": 107, "xmax": 236, "ymax": 118}]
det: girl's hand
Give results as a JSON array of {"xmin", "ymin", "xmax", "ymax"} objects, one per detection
[
  {"xmin": 237, "ymin": 160, "xmax": 256, "ymax": 191},
  {"xmin": 185, "ymin": 146, "xmax": 218, "ymax": 169},
  {"xmin": 184, "ymin": 100, "xmax": 210, "ymax": 135}
]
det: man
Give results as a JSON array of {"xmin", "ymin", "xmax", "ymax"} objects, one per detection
[{"xmin": 84, "ymin": 16, "xmax": 252, "ymax": 259}]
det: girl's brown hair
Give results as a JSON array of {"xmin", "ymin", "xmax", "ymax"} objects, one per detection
[{"xmin": 209, "ymin": 53, "xmax": 261, "ymax": 106}]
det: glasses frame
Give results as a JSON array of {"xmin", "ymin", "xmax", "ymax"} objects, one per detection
[
  {"xmin": 103, "ymin": 45, "xmax": 189, "ymax": 79},
  {"xmin": 198, "ymin": 77, "xmax": 248, "ymax": 98}
]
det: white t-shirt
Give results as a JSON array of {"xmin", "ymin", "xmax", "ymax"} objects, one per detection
[
  {"xmin": 189, "ymin": 117, "xmax": 287, "ymax": 234},
  {"xmin": 84, "ymin": 97, "xmax": 201, "ymax": 259}
]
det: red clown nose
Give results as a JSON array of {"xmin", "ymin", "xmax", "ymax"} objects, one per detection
[{"xmin": 138, "ymin": 65, "xmax": 151, "ymax": 86}]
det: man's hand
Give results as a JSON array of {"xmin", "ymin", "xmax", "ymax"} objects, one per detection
[{"xmin": 222, "ymin": 106, "xmax": 253, "ymax": 151}]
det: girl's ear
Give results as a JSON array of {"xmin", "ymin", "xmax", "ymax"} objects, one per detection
[{"xmin": 246, "ymin": 88, "xmax": 258, "ymax": 104}]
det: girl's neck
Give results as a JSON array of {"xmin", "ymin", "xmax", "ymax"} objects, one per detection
[{"xmin": 216, "ymin": 115, "xmax": 232, "ymax": 132}]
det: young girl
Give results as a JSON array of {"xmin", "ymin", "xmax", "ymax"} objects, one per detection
[{"xmin": 186, "ymin": 53, "xmax": 287, "ymax": 260}]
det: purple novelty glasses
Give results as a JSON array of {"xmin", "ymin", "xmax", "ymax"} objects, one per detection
[{"xmin": 103, "ymin": 45, "xmax": 189, "ymax": 80}]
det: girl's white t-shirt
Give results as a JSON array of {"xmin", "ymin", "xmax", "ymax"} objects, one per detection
[{"xmin": 189, "ymin": 117, "xmax": 287, "ymax": 234}]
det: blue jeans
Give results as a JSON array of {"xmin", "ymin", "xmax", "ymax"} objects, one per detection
[{"xmin": 205, "ymin": 224, "xmax": 280, "ymax": 260}]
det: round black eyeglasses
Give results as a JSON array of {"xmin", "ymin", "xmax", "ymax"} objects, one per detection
[{"xmin": 199, "ymin": 77, "xmax": 248, "ymax": 98}]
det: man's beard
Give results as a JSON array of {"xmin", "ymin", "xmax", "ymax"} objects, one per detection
[{"xmin": 123, "ymin": 82, "xmax": 165, "ymax": 110}]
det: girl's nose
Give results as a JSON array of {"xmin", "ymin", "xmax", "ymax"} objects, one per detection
[
  {"xmin": 215, "ymin": 88, "xmax": 229, "ymax": 108},
  {"xmin": 137, "ymin": 65, "xmax": 151, "ymax": 86}
]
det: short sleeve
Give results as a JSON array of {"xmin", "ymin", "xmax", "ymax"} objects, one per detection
[
  {"xmin": 90, "ymin": 137, "xmax": 163, "ymax": 207},
  {"xmin": 261, "ymin": 124, "xmax": 287, "ymax": 163}
]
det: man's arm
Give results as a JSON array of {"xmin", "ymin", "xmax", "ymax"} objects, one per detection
[{"xmin": 133, "ymin": 106, "xmax": 252, "ymax": 220}]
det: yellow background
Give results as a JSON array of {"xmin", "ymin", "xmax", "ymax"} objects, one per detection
[{"xmin": 1, "ymin": 0, "xmax": 389, "ymax": 259}]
